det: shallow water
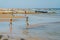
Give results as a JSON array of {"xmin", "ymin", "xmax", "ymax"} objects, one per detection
[{"xmin": 0, "ymin": 12, "xmax": 60, "ymax": 40}]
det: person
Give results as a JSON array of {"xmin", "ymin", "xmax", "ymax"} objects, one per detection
[{"xmin": 26, "ymin": 16, "xmax": 29, "ymax": 28}]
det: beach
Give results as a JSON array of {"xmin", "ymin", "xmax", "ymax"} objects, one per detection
[{"xmin": 0, "ymin": 10, "xmax": 60, "ymax": 40}]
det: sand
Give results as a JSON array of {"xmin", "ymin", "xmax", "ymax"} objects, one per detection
[{"xmin": 0, "ymin": 14, "xmax": 25, "ymax": 22}]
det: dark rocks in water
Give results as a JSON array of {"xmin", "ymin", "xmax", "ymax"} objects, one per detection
[
  {"xmin": 35, "ymin": 10, "xmax": 48, "ymax": 13},
  {"xmin": 21, "ymin": 38, "xmax": 25, "ymax": 40},
  {"xmin": 0, "ymin": 35, "xmax": 3, "ymax": 39},
  {"xmin": 3, "ymin": 39, "xmax": 8, "ymax": 40}
]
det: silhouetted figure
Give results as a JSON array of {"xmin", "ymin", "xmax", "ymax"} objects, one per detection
[
  {"xmin": 10, "ymin": 18, "xmax": 12, "ymax": 33},
  {"xmin": 7, "ymin": 35, "xmax": 9, "ymax": 38},
  {"xmin": 25, "ymin": 11, "xmax": 26, "ymax": 16},
  {"xmin": 26, "ymin": 17, "xmax": 29, "ymax": 28}
]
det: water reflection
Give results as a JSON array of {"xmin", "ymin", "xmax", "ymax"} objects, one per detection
[{"xmin": 0, "ymin": 13, "xmax": 60, "ymax": 40}]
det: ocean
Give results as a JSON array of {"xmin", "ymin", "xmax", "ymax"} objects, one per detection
[{"xmin": 0, "ymin": 8, "xmax": 60, "ymax": 40}]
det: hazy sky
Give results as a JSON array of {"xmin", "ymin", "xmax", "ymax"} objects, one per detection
[{"xmin": 0, "ymin": 0, "xmax": 60, "ymax": 8}]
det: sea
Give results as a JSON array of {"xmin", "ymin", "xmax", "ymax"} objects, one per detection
[{"xmin": 0, "ymin": 8, "xmax": 60, "ymax": 40}]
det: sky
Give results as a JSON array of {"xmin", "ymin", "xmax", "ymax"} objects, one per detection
[{"xmin": 0, "ymin": 0, "xmax": 60, "ymax": 8}]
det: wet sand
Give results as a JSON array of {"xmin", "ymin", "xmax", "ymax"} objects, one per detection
[
  {"xmin": 0, "ymin": 22, "xmax": 60, "ymax": 40},
  {"xmin": 0, "ymin": 14, "xmax": 25, "ymax": 19},
  {"xmin": 0, "ymin": 14, "xmax": 25, "ymax": 22},
  {"xmin": 0, "ymin": 13, "xmax": 60, "ymax": 40}
]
